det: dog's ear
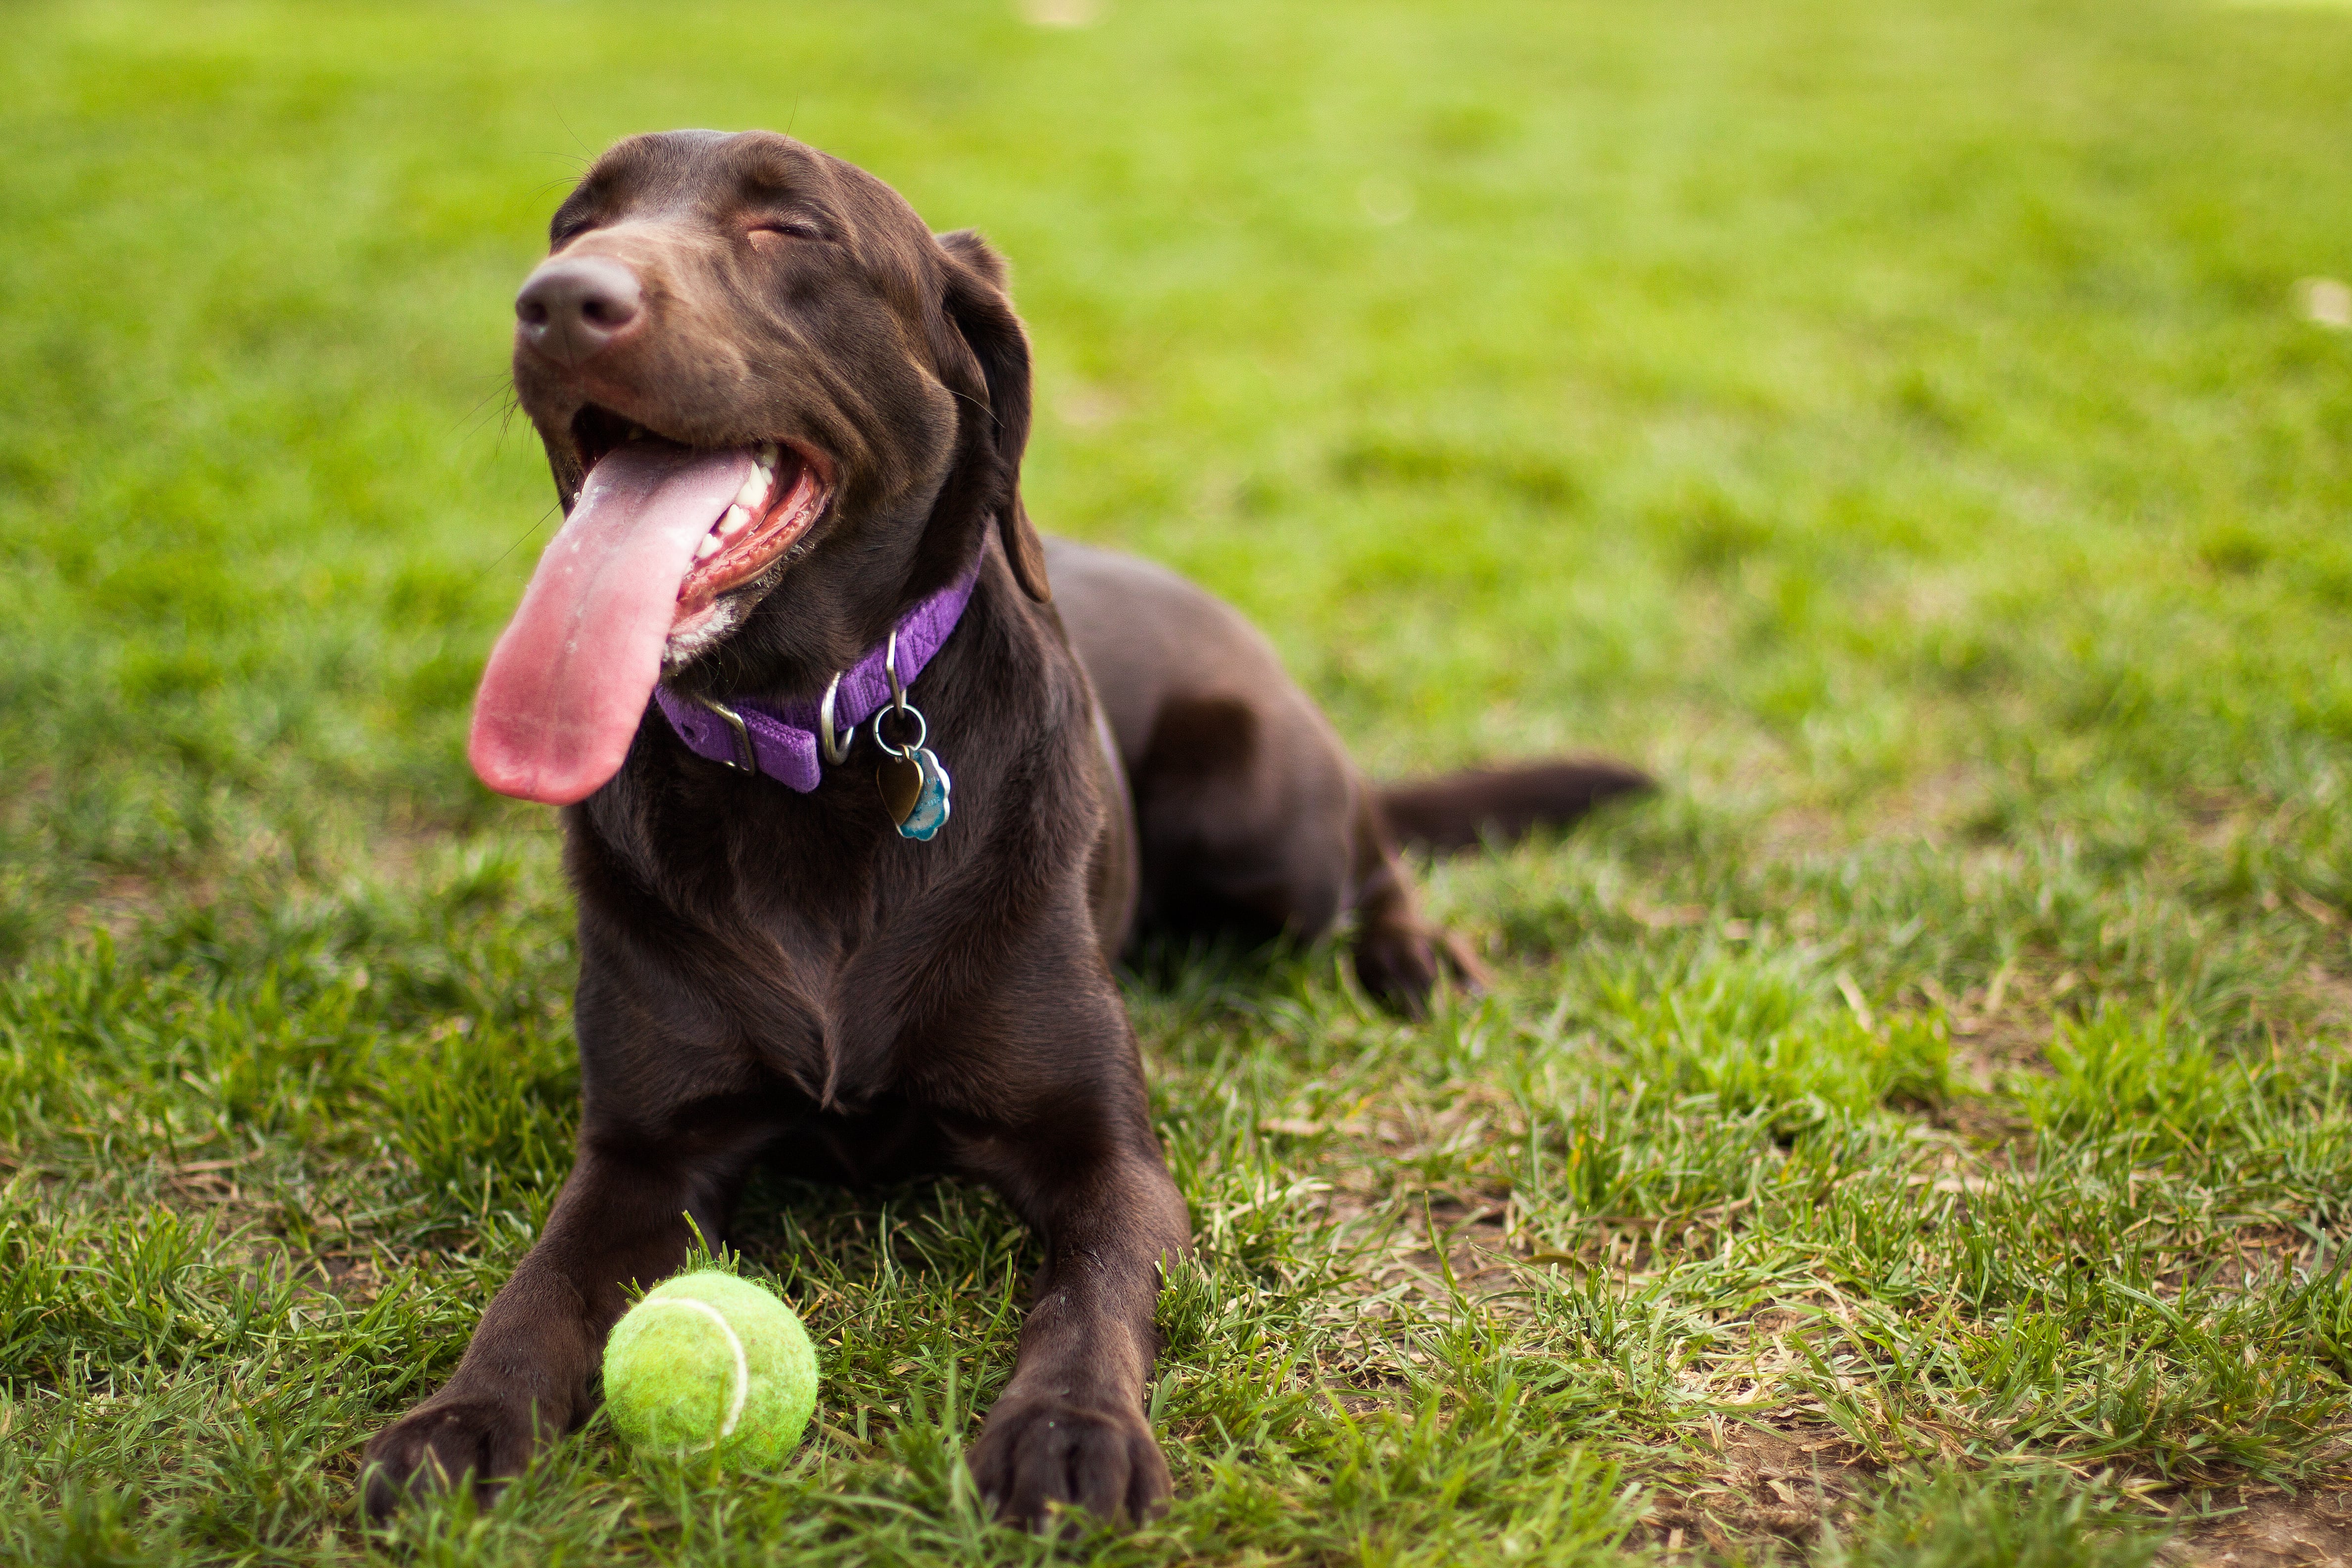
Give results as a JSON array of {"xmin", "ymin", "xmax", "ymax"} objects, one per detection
[{"xmin": 934, "ymin": 229, "xmax": 1050, "ymax": 602}]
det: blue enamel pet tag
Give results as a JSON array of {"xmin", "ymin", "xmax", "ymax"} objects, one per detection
[{"xmin": 899, "ymin": 748, "xmax": 951, "ymax": 841}]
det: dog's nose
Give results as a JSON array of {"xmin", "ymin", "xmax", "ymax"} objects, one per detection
[{"xmin": 515, "ymin": 256, "xmax": 644, "ymax": 366}]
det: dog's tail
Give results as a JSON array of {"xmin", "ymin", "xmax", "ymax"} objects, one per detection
[{"xmin": 1376, "ymin": 758, "xmax": 1653, "ymax": 853}]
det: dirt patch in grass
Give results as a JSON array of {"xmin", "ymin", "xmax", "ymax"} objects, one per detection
[
  {"xmin": 2165, "ymin": 1486, "xmax": 2352, "ymax": 1567},
  {"xmin": 1644, "ymin": 1423, "xmax": 1876, "ymax": 1556}
]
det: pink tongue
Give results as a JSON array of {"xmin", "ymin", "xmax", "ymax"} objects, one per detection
[{"xmin": 468, "ymin": 442, "xmax": 757, "ymax": 804}]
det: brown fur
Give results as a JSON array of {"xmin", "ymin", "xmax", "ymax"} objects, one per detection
[
  {"xmin": 1380, "ymin": 760, "xmax": 1656, "ymax": 853},
  {"xmin": 362, "ymin": 129, "xmax": 1647, "ymax": 1529}
]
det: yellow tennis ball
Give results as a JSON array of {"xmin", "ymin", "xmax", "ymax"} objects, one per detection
[{"xmin": 601, "ymin": 1272, "xmax": 817, "ymax": 1468}]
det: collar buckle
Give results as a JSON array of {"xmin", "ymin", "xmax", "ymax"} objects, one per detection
[{"xmin": 694, "ymin": 695, "xmax": 757, "ymax": 773}]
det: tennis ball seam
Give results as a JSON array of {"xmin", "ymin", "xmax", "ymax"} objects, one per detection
[
  {"xmin": 604, "ymin": 1271, "xmax": 816, "ymax": 1468},
  {"xmin": 635, "ymin": 1295, "xmax": 749, "ymax": 1442}
]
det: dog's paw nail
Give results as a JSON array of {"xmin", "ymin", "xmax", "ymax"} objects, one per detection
[
  {"xmin": 362, "ymin": 1395, "xmax": 548, "ymax": 1519},
  {"xmin": 969, "ymin": 1399, "xmax": 1171, "ymax": 1531}
]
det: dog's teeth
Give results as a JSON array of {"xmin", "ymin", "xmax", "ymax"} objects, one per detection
[
  {"xmin": 717, "ymin": 504, "xmax": 751, "ymax": 537},
  {"xmin": 734, "ymin": 473, "xmax": 769, "ymax": 509},
  {"xmin": 628, "ymin": 425, "xmax": 647, "ymax": 441},
  {"xmin": 756, "ymin": 441, "xmax": 780, "ymax": 467},
  {"xmin": 695, "ymin": 532, "xmax": 723, "ymax": 559}
]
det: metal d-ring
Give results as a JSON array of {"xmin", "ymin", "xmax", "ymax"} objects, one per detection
[
  {"xmin": 694, "ymin": 695, "xmax": 757, "ymax": 773},
  {"xmin": 818, "ymin": 672, "xmax": 854, "ymax": 766},
  {"xmin": 872, "ymin": 629, "xmax": 936, "ymax": 760},
  {"xmin": 884, "ymin": 629, "xmax": 908, "ymax": 713}
]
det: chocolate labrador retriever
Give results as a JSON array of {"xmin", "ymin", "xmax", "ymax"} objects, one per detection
[{"xmin": 363, "ymin": 129, "xmax": 1646, "ymax": 1527}]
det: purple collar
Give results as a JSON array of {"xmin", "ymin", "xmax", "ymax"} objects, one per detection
[{"xmin": 653, "ymin": 561, "xmax": 980, "ymax": 791}]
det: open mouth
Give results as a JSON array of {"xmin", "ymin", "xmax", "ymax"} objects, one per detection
[
  {"xmin": 467, "ymin": 410, "xmax": 839, "ymax": 806},
  {"xmin": 676, "ymin": 440, "xmax": 826, "ymax": 614},
  {"xmin": 570, "ymin": 406, "xmax": 836, "ymax": 636}
]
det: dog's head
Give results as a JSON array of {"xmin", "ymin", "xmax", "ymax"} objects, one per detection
[{"xmin": 471, "ymin": 129, "xmax": 1047, "ymax": 805}]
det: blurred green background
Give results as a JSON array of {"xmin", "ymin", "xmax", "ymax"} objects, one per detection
[
  {"xmin": 6, "ymin": 0, "xmax": 2349, "ymax": 948},
  {"xmin": 5, "ymin": 1, "xmax": 2352, "ymax": 1563}
]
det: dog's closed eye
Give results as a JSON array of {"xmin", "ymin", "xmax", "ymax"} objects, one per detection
[{"xmin": 748, "ymin": 219, "xmax": 828, "ymax": 243}]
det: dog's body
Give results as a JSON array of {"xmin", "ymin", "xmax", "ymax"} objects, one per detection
[{"xmin": 365, "ymin": 130, "xmax": 1644, "ymax": 1526}]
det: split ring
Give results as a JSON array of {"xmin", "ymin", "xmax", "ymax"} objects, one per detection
[{"xmin": 872, "ymin": 702, "xmax": 928, "ymax": 759}]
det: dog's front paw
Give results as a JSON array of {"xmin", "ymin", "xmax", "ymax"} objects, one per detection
[
  {"xmin": 363, "ymin": 1391, "xmax": 553, "ymax": 1519},
  {"xmin": 1354, "ymin": 918, "xmax": 1488, "ymax": 1016},
  {"xmin": 968, "ymin": 1396, "xmax": 1171, "ymax": 1530}
]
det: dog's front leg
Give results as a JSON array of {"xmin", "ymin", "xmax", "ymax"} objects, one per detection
[
  {"xmin": 362, "ymin": 1134, "xmax": 750, "ymax": 1517},
  {"xmin": 955, "ymin": 1062, "xmax": 1192, "ymax": 1529}
]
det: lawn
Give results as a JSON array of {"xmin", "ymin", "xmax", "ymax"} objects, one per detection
[{"xmin": 4, "ymin": 0, "xmax": 2352, "ymax": 1562}]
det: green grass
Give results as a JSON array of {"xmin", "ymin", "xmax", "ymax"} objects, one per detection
[{"xmin": 5, "ymin": 0, "xmax": 2352, "ymax": 1561}]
